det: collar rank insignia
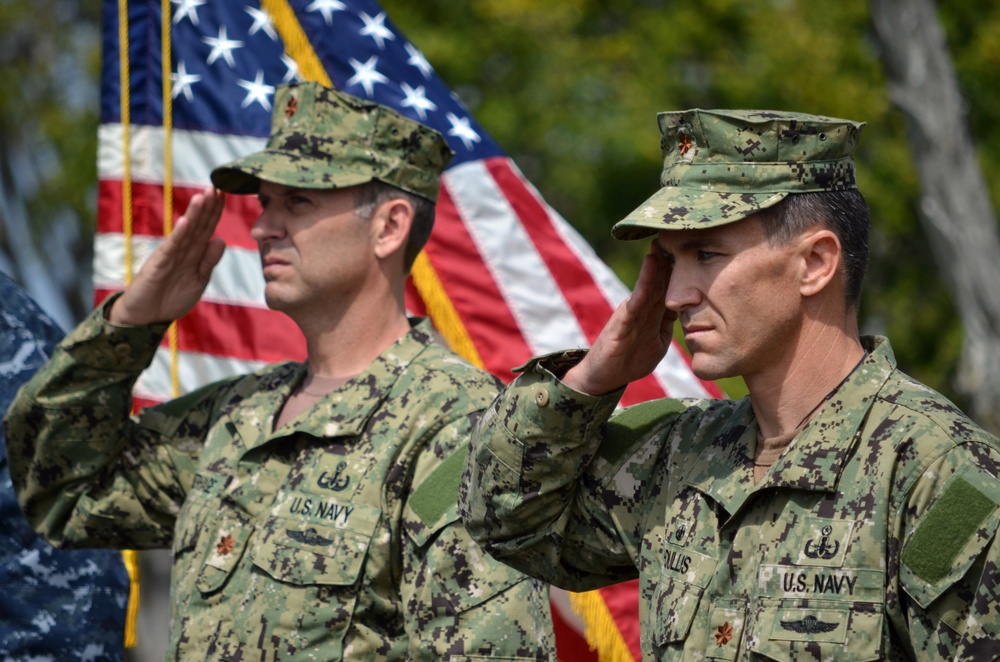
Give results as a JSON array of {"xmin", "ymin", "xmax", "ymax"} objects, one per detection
[
  {"xmin": 287, "ymin": 527, "xmax": 333, "ymax": 547},
  {"xmin": 779, "ymin": 615, "xmax": 839, "ymax": 634},
  {"xmin": 714, "ymin": 621, "xmax": 734, "ymax": 646},
  {"xmin": 216, "ymin": 534, "xmax": 235, "ymax": 556}
]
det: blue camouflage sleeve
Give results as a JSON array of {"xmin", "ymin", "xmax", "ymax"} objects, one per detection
[{"xmin": 0, "ymin": 274, "xmax": 130, "ymax": 661}]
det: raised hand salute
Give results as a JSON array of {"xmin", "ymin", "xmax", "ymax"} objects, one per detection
[
  {"xmin": 563, "ymin": 244, "xmax": 676, "ymax": 396},
  {"xmin": 109, "ymin": 187, "xmax": 226, "ymax": 326}
]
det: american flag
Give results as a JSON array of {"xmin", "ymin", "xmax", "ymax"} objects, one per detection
[{"xmin": 96, "ymin": 0, "xmax": 720, "ymax": 657}]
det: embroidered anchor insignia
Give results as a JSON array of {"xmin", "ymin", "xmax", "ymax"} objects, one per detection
[
  {"xmin": 317, "ymin": 462, "xmax": 351, "ymax": 491},
  {"xmin": 287, "ymin": 527, "xmax": 334, "ymax": 547},
  {"xmin": 779, "ymin": 615, "xmax": 839, "ymax": 634},
  {"xmin": 804, "ymin": 525, "xmax": 840, "ymax": 560}
]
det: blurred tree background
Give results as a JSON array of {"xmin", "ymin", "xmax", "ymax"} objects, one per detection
[{"xmin": 2, "ymin": 0, "xmax": 1000, "ymax": 425}]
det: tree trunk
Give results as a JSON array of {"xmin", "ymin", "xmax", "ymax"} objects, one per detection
[{"xmin": 870, "ymin": 0, "xmax": 1000, "ymax": 434}]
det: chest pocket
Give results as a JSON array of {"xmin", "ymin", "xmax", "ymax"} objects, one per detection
[
  {"xmin": 172, "ymin": 491, "xmax": 255, "ymax": 596},
  {"xmin": 250, "ymin": 492, "xmax": 381, "ymax": 587},
  {"xmin": 650, "ymin": 486, "xmax": 721, "ymax": 651},
  {"xmin": 750, "ymin": 565, "xmax": 884, "ymax": 661},
  {"xmin": 651, "ymin": 549, "xmax": 716, "ymax": 647}
]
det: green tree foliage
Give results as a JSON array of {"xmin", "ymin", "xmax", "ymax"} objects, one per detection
[
  {"xmin": 383, "ymin": 0, "xmax": 1000, "ymax": 406},
  {"xmin": 0, "ymin": 2, "xmax": 101, "ymax": 229},
  {"xmin": 0, "ymin": 0, "xmax": 102, "ymax": 322}
]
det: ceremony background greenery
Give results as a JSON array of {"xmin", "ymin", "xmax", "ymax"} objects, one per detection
[{"xmin": 4, "ymin": 0, "xmax": 1000, "ymax": 403}]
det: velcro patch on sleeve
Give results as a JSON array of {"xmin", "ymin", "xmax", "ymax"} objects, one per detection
[
  {"xmin": 901, "ymin": 476, "xmax": 997, "ymax": 586},
  {"xmin": 408, "ymin": 447, "xmax": 466, "ymax": 528},
  {"xmin": 599, "ymin": 398, "xmax": 687, "ymax": 466}
]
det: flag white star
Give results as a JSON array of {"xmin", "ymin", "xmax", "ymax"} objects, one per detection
[
  {"xmin": 246, "ymin": 6, "xmax": 278, "ymax": 40},
  {"xmin": 446, "ymin": 113, "xmax": 481, "ymax": 150},
  {"xmin": 171, "ymin": 60, "xmax": 201, "ymax": 102},
  {"xmin": 346, "ymin": 55, "xmax": 388, "ymax": 97},
  {"xmin": 238, "ymin": 70, "xmax": 275, "ymax": 110},
  {"xmin": 404, "ymin": 42, "xmax": 433, "ymax": 79},
  {"xmin": 306, "ymin": 0, "xmax": 347, "ymax": 26},
  {"xmin": 203, "ymin": 26, "xmax": 244, "ymax": 68},
  {"xmin": 359, "ymin": 11, "xmax": 395, "ymax": 50},
  {"xmin": 399, "ymin": 83, "xmax": 436, "ymax": 120},
  {"xmin": 281, "ymin": 54, "xmax": 301, "ymax": 84},
  {"xmin": 171, "ymin": 0, "xmax": 206, "ymax": 26}
]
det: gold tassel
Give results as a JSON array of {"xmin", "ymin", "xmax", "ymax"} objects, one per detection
[
  {"xmin": 122, "ymin": 550, "xmax": 140, "ymax": 648},
  {"xmin": 567, "ymin": 589, "xmax": 636, "ymax": 662}
]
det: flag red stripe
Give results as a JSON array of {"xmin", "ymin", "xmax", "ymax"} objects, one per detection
[
  {"xmin": 484, "ymin": 159, "xmax": 615, "ymax": 344},
  {"xmin": 98, "ymin": 180, "xmax": 262, "ymax": 250},
  {"xmin": 599, "ymin": 581, "xmax": 644, "ymax": 661},
  {"xmin": 551, "ymin": 606, "xmax": 600, "ymax": 662},
  {"xmin": 423, "ymin": 185, "xmax": 531, "ymax": 382},
  {"xmin": 95, "ymin": 288, "xmax": 306, "ymax": 363}
]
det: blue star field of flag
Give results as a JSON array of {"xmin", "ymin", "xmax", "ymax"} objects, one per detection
[{"xmin": 100, "ymin": 0, "xmax": 503, "ymax": 167}]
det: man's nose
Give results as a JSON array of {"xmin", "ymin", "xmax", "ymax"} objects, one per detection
[
  {"xmin": 250, "ymin": 209, "xmax": 282, "ymax": 243},
  {"xmin": 665, "ymin": 268, "xmax": 700, "ymax": 313}
]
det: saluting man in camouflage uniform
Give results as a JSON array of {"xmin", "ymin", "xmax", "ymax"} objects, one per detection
[
  {"xmin": 461, "ymin": 109, "xmax": 1000, "ymax": 660},
  {"xmin": 5, "ymin": 82, "xmax": 554, "ymax": 660}
]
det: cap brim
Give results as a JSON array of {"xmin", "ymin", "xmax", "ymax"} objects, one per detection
[
  {"xmin": 210, "ymin": 150, "xmax": 374, "ymax": 194},
  {"xmin": 611, "ymin": 187, "xmax": 788, "ymax": 240}
]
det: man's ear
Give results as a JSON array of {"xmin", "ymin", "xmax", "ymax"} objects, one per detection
[
  {"xmin": 799, "ymin": 229, "xmax": 841, "ymax": 298},
  {"xmin": 372, "ymin": 199, "xmax": 413, "ymax": 261}
]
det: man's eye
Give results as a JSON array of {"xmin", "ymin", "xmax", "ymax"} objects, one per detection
[{"xmin": 697, "ymin": 251, "xmax": 718, "ymax": 261}]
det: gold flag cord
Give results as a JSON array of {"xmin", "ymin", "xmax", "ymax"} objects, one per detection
[
  {"xmin": 162, "ymin": 0, "xmax": 180, "ymax": 398},
  {"xmin": 568, "ymin": 590, "xmax": 637, "ymax": 662},
  {"xmin": 116, "ymin": 0, "xmax": 140, "ymax": 649}
]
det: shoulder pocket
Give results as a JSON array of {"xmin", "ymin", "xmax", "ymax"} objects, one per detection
[
  {"xmin": 407, "ymin": 446, "xmax": 528, "ymax": 614},
  {"xmin": 405, "ymin": 446, "xmax": 466, "ymax": 547},
  {"xmin": 901, "ymin": 473, "xmax": 1000, "ymax": 608}
]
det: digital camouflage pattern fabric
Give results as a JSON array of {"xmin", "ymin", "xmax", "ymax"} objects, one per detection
[
  {"xmin": 5, "ymin": 298, "xmax": 554, "ymax": 661},
  {"xmin": 211, "ymin": 81, "xmax": 453, "ymax": 202},
  {"xmin": 613, "ymin": 109, "xmax": 865, "ymax": 240},
  {"xmin": 0, "ymin": 273, "xmax": 129, "ymax": 661},
  {"xmin": 461, "ymin": 336, "xmax": 1000, "ymax": 660}
]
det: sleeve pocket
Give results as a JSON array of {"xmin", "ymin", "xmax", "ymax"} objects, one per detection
[
  {"xmin": 901, "ymin": 473, "xmax": 1000, "ymax": 609},
  {"xmin": 412, "ymin": 519, "xmax": 527, "ymax": 615}
]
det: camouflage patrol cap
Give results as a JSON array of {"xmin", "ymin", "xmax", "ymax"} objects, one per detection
[
  {"xmin": 211, "ymin": 82, "xmax": 453, "ymax": 202},
  {"xmin": 612, "ymin": 109, "xmax": 866, "ymax": 240}
]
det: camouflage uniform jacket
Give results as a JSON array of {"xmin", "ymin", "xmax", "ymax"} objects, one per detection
[
  {"xmin": 5, "ymin": 300, "xmax": 554, "ymax": 661},
  {"xmin": 0, "ymin": 276, "xmax": 129, "ymax": 660},
  {"xmin": 461, "ymin": 336, "xmax": 1000, "ymax": 661}
]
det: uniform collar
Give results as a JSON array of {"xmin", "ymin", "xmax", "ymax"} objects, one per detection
[
  {"xmin": 758, "ymin": 336, "xmax": 895, "ymax": 493},
  {"xmin": 685, "ymin": 336, "xmax": 896, "ymax": 517},
  {"xmin": 229, "ymin": 318, "xmax": 436, "ymax": 451}
]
